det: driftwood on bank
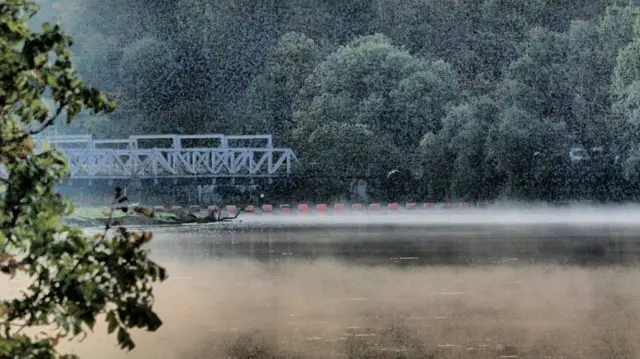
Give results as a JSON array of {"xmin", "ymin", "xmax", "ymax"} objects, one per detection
[
  {"xmin": 170, "ymin": 206, "xmax": 247, "ymax": 224},
  {"xmin": 63, "ymin": 206, "xmax": 250, "ymax": 228}
]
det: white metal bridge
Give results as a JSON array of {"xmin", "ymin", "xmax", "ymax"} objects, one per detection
[{"xmin": 31, "ymin": 134, "xmax": 299, "ymax": 180}]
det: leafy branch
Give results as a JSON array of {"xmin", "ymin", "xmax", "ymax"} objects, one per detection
[
  {"xmin": 0, "ymin": 1, "xmax": 166, "ymax": 357},
  {"xmin": 1, "ymin": 186, "xmax": 167, "ymax": 356}
]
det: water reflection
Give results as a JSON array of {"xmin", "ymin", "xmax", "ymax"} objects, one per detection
[
  {"xmin": 68, "ymin": 222, "xmax": 640, "ymax": 359},
  {"xmin": 150, "ymin": 223, "xmax": 640, "ymax": 267}
]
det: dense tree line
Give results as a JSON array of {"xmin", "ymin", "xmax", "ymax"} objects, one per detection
[{"xmin": 36, "ymin": 0, "xmax": 640, "ymax": 202}]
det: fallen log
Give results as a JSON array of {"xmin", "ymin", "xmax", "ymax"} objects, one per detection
[{"xmin": 170, "ymin": 206, "xmax": 247, "ymax": 224}]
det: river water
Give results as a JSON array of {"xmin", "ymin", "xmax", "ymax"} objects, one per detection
[{"xmin": 63, "ymin": 208, "xmax": 640, "ymax": 358}]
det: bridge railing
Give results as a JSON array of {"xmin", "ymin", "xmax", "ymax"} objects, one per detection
[
  {"xmin": 28, "ymin": 134, "xmax": 298, "ymax": 179},
  {"xmin": 33, "ymin": 134, "xmax": 276, "ymax": 150}
]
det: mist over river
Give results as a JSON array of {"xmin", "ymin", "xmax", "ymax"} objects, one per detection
[{"xmin": 56, "ymin": 208, "xmax": 640, "ymax": 358}]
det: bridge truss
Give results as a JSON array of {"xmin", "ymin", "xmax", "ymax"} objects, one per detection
[{"xmin": 30, "ymin": 134, "xmax": 299, "ymax": 180}]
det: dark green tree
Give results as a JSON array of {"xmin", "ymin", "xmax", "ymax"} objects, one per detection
[
  {"xmin": 612, "ymin": 16, "xmax": 640, "ymax": 183},
  {"xmin": 293, "ymin": 33, "xmax": 459, "ymax": 148},
  {"xmin": 485, "ymin": 106, "xmax": 567, "ymax": 199},
  {"xmin": 235, "ymin": 32, "xmax": 320, "ymax": 141},
  {"xmin": 296, "ymin": 122, "xmax": 401, "ymax": 200}
]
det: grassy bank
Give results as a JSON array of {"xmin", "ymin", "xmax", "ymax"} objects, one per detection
[{"xmin": 64, "ymin": 207, "xmax": 186, "ymax": 228}]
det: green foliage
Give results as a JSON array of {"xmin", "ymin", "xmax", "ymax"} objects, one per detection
[
  {"xmin": 296, "ymin": 122, "xmax": 402, "ymax": 199},
  {"xmin": 416, "ymin": 131, "xmax": 454, "ymax": 201},
  {"xmin": 612, "ymin": 16, "xmax": 640, "ymax": 179},
  {"xmin": 487, "ymin": 106, "xmax": 568, "ymax": 198},
  {"xmin": 613, "ymin": 41, "xmax": 640, "ymax": 102},
  {"xmin": 119, "ymin": 37, "xmax": 175, "ymax": 107},
  {"xmin": 28, "ymin": 0, "xmax": 640, "ymax": 202},
  {"xmin": 446, "ymin": 100, "xmax": 497, "ymax": 201},
  {"xmin": 302, "ymin": 122, "xmax": 400, "ymax": 176},
  {"xmin": 504, "ymin": 27, "xmax": 570, "ymax": 119},
  {"xmin": 236, "ymin": 31, "xmax": 320, "ymax": 140},
  {"xmin": 72, "ymin": 33, "xmax": 121, "ymax": 92},
  {"xmin": 565, "ymin": 20, "xmax": 610, "ymax": 145},
  {"xmin": 288, "ymin": 34, "xmax": 459, "ymax": 198},
  {"xmin": 598, "ymin": 4, "xmax": 640, "ymax": 61},
  {"xmin": 293, "ymin": 34, "xmax": 459, "ymax": 147},
  {"xmin": 0, "ymin": 1, "xmax": 166, "ymax": 357},
  {"xmin": 389, "ymin": 60, "xmax": 460, "ymax": 144}
]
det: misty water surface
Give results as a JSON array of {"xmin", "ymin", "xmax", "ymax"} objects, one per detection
[{"xmin": 58, "ymin": 208, "xmax": 640, "ymax": 358}]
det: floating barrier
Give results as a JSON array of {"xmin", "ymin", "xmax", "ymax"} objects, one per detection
[
  {"xmin": 298, "ymin": 203, "xmax": 310, "ymax": 214},
  {"xmin": 171, "ymin": 202, "xmax": 472, "ymax": 215},
  {"xmin": 316, "ymin": 204, "xmax": 327, "ymax": 213},
  {"xmin": 153, "ymin": 205, "xmax": 165, "ymax": 212}
]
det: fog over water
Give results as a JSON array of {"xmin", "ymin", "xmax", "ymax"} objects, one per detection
[
  {"xmin": 39, "ymin": 207, "xmax": 640, "ymax": 357},
  {"xmin": 189, "ymin": 205, "xmax": 640, "ymax": 225}
]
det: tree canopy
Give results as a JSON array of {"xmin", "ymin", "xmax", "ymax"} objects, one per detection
[
  {"xmin": 291, "ymin": 34, "xmax": 458, "ymax": 194},
  {"xmin": 34, "ymin": 0, "xmax": 640, "ymax": 202}
]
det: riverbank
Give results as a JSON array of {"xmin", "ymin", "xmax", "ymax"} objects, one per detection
[
  {"xmin": 64, "ymin": 207, "xmax": 192, "ymax": 228},
  {"xmin": 63, "ymin": 204, "xmax": 640, "ymax": 230}
]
